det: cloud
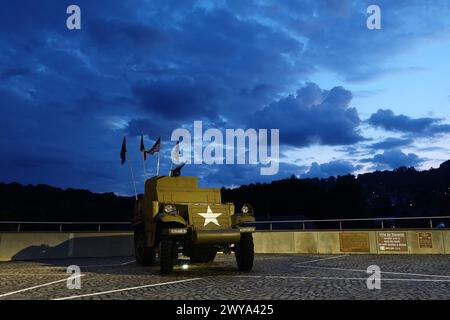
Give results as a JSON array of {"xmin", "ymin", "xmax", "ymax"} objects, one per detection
[
  {"xmin": 132, "ymin": 76, "xmax": 220, "ymax": 120},
  {"xmin": 1, "ymin": 0, "xmax": 450, "ymax": 192},
  {"xmin": 367, "ymin": 109, "xmax": 450, "ymax": 136},
  {"xmin": 302, "ymin": 160, "xmax": 362, "ymax": 179},
  {"xmin": 0, "ymin": 67, "xmax": 33, "ymax": 79},
  {"xmin": 231, "ymin": 0, "xmax": 450, "ymax": 82},
  {"xmin": 252, "ymin": 83, "xmax": 364, "ymax": 147},
  {"xmin": 13, "ymin": 154, "xmax": 71, "ymax": 169},
  {"xmin": 198, "ymin": 162, "xmax": 307, "ymax": 187},
  {"xmin": 361, "ymin": 149, "xmax": 424, "ymax": 169},
  {"xmin": 87, "ymin": 18, "xmax": 164, "ymax": 48},
  {"xmin": 125, "ymin": 117, "xmax": 184, "ymax": 140},
  {"xmin": 368, "ymin": 137, "xmax": 413, "ymax": 150}
]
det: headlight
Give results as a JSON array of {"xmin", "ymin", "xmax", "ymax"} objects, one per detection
[
  {"xmin": 164, "ymin": 204, "xmax": 175, "ymax": 214},
  {"xmin": 241, "ymin": 203, "xmax": 253, "ymax": 214}
]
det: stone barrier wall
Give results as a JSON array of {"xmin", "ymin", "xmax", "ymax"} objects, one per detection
[
  {"xmin": 0, "ymin": 232, "xmax": 133, "ymax": 261},
  {"xmin": 253, "ymin": 230, "xmax": 450, "ymax": 254},
  {"xmin": 0, "ymin": 230, "xmax": 449, "ymax": 261}
]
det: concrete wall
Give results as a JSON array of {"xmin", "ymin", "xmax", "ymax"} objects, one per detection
[
  {"xmin": 0, "ymin": 232, "xmax": 133, "ymax": 261},
  {"xmin": 1, "ymin": 229, "xmax": 449, "ymax": 261},
  {"xmin": 254, "ymin": 230, "xmax": 450, "ymax": 254}
]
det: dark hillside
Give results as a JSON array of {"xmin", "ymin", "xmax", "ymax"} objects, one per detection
[{"xmin": 1, "ymin": 160, "xmax": 449, "ymax": 222}]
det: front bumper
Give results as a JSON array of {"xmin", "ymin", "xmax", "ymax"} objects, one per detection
[
  {"xmin": 165, "ymin": 226, "xmax": 255, "ymax": 243},
  {"xmin": 193, "ymin": 229, "xmax": 241, "ymax": 244}
]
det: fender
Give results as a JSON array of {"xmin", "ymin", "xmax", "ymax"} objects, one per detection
[
  {"xmin": 158, "ymin": 214, "xmax": 188, "ymax": 226},
  {"xmin": 232, "ymin": 214, "xmax": 255, "ymax": 226}
]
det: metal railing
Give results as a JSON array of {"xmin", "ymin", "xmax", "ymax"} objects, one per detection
[
  {"xmin": 0, "ymin": 221, "xmax": 131, "ymax": 232},
  {"xmin": 247, "ymin": 215, "xmax": 450, "ymax": 231},
  {"xmin": 0, "ymin": 215, "xmax": 449, "ymax": 232}
]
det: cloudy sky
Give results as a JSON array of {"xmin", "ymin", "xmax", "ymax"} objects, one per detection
[{"xmin": 1, "ymin": 0, "xmax": 450, "ymax": 194}]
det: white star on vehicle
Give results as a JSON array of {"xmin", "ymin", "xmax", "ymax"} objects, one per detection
[{"xmin": 198, "ymin": 206, "xmax": 222, "ymax": 226}]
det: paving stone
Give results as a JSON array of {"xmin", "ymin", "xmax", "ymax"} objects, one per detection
[{"xmin": 0, "ymin": 254, "xmax": 449, "ymax": 300}]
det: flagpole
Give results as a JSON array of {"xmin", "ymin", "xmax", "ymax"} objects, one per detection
[
  {"xmin": 156, "ymin": 151, "xmax": 160, "ymax": 176},
  {"xmin": 120, "ymin": 136, "xmax": 137, "ymax": 200},
  {"xmin": 142, "ymin": 155, "xmax": 147, "ymax": 179},
  {"xmin": 169, "ymin": 140, "xmax": 179, "ymax": 175},
  {"xmin": 140, "ymin": 133, "xmax": 147, "ymax": 179},
  {"xmin": 156, "ymin": 136, "xmax": 161, "ymax": 176},
  {"xmin": 169, "ymin": 140, "xmax": 173, "ymax": 175},
  {"xmin": 128, "ymin": 158, "xmax": 138, "ymax": 200}
]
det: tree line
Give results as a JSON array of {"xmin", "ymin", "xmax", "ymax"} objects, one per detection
[{"xmin": 1, "ymin": 160, "xmax": 449, "ymax": 222}]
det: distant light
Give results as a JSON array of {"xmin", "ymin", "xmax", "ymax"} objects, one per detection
[{"xmin": 182, "ymin": 264, "xmax": 189, "ymax": 270}]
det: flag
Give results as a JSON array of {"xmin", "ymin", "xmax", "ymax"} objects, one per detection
[
  {"xmin": 148, "ymin": 136, "xmax": 161, "ymax": 155},
  {"xmin": 173, "ymin": 140, "xmax": 180, "ymax": 164},
  {"xmin": 120, "ymin": 137, "xmax": 127, "ymax": 164},
  {"xmin": 140, "ymin": 134, "xmax": 146, "ymax": 161}
]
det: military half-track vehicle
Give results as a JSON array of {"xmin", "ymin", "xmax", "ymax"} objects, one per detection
[{"xmin": 132, "ymin": 175, "xmax": 256, "ymax": 274}]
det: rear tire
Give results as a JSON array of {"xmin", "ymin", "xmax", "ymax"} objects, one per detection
[
  {"xmin": 235, "ymin": 233, "xmax": 254, "ymax": 272},
  {"xmin": 160, "ymin": 238, "xmax": 175, "ymax": 274},
  {"xmin": 134, "ymin": 228, "xmax": 156, "ymax": 266}
]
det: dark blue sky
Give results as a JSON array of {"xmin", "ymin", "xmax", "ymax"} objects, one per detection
[{"xmin": 1, "ymin": 0, "xmax": 450, "ymax": 194}]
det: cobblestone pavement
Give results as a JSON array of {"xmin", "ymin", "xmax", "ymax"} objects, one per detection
[{"xmin": 1, "ymin": 254, "xmax": 449, "ymax": 300}]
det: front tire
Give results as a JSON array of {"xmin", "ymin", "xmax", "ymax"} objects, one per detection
[
  {"xmin": 160, "ymin": 238, "xmax": 176, "ymax": 274},
  {"xmin": 134, "ymin": 228, "xmax": 156, "ymax": 266},
  {"xmin": 235, "ymin": 233, "xmax": 254, "ymax": 272}
]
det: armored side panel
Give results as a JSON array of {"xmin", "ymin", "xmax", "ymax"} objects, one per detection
[{"xmin": 144, "ymin": 176, "xmax": 221, "ymax": 205}]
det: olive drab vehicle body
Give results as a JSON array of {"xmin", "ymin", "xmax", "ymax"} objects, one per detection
[{"xmin": 132, "ymin": 175, "xmax": 256, "ymax": 273}]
